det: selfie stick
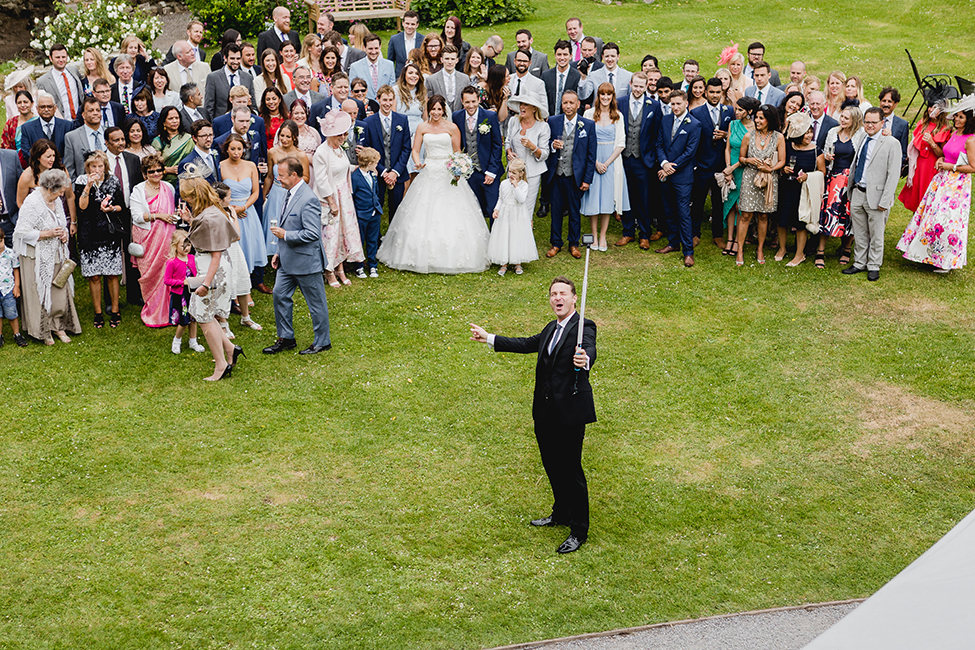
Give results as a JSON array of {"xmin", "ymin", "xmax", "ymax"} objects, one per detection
[{"xmin": 573, "ymin": 234, "xmax": 594, "ymax": 392}]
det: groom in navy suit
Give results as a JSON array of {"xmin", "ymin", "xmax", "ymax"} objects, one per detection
[
  {"xmin": 616, "ymin": 72, "xmax": 661, "ymax": 249},
  {"xmin": 363, "ymin": 85, "xmax": 411, "ymax": 221},
  {"xmin": 689, "ymin": 78, "xmax": 735, "ymax": 246},
  {"xmin": 654, "ymin": 89, "xmax": 701, "ymax": 266},
  {"xmin": 545, "ymin": 90, "xmax": 596, "ymax": 259},
  {"xmin": 453, "ymin": 86, "xmax": 504, "ymax": 222}
]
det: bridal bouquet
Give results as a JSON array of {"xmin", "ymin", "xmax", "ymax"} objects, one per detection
[{"xmin": 445, "ymin": 152, "xmax": 474, "ymax": 186}]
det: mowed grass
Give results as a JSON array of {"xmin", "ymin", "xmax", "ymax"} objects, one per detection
[{"xmin": 4, "ymin": 0, "xmax": 975, "ymax": 648}]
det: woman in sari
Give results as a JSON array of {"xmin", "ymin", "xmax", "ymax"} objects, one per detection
[
  {"xmin": 151, "ymin": 106, "xmax": 194, "ymax": 185},
  {"xmin": 130, "ymin": 153, "xmax": 178, "ymax": 326}
]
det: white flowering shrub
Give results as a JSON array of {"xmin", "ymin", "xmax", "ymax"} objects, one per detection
[{"xmin": 31, "ymin": 0, "xmax": 164, "ymax": 59}]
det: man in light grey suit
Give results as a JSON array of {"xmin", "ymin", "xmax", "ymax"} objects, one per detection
[
  {"xmin": 744, "ymin": 62, "xmax": 785, "ymax": 107},
  {"xmin": 164, "ymin": 40, "xmax": 209, "ymax": 94},
  {"xmin": 63, "ymin": 97, "xmax": 105, "ymax": 181},
  {"xmin": 585, "ymin": 42, "xmax": 631, "ymax": 97},
  {"xmin": 35, "ymin": 44, "xmax": 83, "ymax": 121},
  {"xmin": 283, "ymin": 66, "xmax": 326, "ymax": 112},
  {"xmin": 203, "ymin": 45, "xmax": 255, "ymax": 122},
  {"xmin": 505, "ymin": 29, "xmax": 549, "ymax": 78},
  {"xmin": 424, "ymin": 45, "xmax": 470, "ymax": 112},
  {"xmin": 842, "ymin": 107, "xmax": 902, "ymax": 282},
  {"xmin": 264, "ymin": 156, "xmax": 332, "ymax": 355}
]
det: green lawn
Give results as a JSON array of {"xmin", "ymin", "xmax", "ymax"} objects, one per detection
[{"xmin": 4, "ymin": 0, "xmax": 975, "ymax": 648}]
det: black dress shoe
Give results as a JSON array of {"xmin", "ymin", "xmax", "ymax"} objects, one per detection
[
  {"xmin": 867, "ymin": 270, "xmax": 880, "ymax": 281},
  {"xmin": 299, "ymin": 344, "xmax": 332, "ymax": 354},
  {"xmin": 530, "ymin": 516, "xmax": 561, "ymax": 527},
  {"xmin": 842, "ymin": 266, "xmax": 866, "ymax": 275},
  {"xmin": 536, "ymin": 204, "xmax": 550, "ymax": 217},
  {"xmin": 263, "ymin": 338, "xmax": 297, "ymax": 354},
  {"xmin": 556, "ymin": 534, "xmax": 585, "ymax": 554}
]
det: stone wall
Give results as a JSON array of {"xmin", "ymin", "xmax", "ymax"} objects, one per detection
[{"xmin": 0, "ymin": 0, "xmax": 55, "ymax": 60}]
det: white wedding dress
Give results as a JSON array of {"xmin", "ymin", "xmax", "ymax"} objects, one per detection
[{"xmin": 377, "ymin": 132, "xmax": 490, "ymax": 274}]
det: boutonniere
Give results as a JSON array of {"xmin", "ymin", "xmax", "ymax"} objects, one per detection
[
  {"xmin": 395, "ymin": 124, "xmax": 403, "ymax": 132},
  {"xmin": 577, "ymin": 121, "xmax": 584, "ymax": 130},
  {"xmin": 355, "ymin": 125, "xmax": 364, "ymax": 138},
  {"xmin": 478, "ymin": 119, "xmax": 491, "ymax": 134},
  {"xmin": 341, "ymin": 141, "xmax": 351, "ymax": 151},
  {"xmin": 683, "ymin": 117, "xmax": 691, "ymax": 125},
  {"xmin": 247, "ymin": 129, "xmax": 256, "ymax": 139},
  {"xmin": 208, "ymin": 149, "xmax": 217, "ymax": 157}
]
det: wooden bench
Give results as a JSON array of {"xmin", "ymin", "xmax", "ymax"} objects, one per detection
[{"xmin": 308, "ymin": 0, "xmax": 412, "ymax": 33}]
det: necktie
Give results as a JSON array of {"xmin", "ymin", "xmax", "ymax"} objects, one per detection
[
  {"xmin": 853, "ymin": 136, "xmax": 872, "ymax": 185},
  {"xmin": 672, "ymin": 115, "xmax": 681, "ymax": 139},
  {"xmin": 102, "ymin": 107, "xmax": 109, "ymax": 127},
  {"xmin": 123, "ymin": 85, "xmax": 130, "ymax": 112},
  {"xmin": 757, "ymin": 88, "xmax": 763, "ymax": 104},
  {"xmin": 383, "ymin": 115, "xmax": 390, "ymax": 133},
  {"xmin": 92, "ymin": 129, "xmax": 102, "ymax": 151},
  {"xmin": 711, "ymin": 106, "xmax": 719, "ymax": 127},
  {"xmin": 609, "ymin": 71, "xmax": 614, "ymax": 86},
  {"xmin": 280, "ymin": 32, "xmax": 287, "ymax": 43},
  {"xmin": 467, "ymin": 114, "xmax": 475, "ymax": 132},
  {"xmin": 547, "ymin": 323, "xmax": 563, "ymax": 354},
  {"xmin": 114, "ymin": 156, "xmax": 123, "ymax": 183},
  {"xmin": 573, "ymin": 42, "xmax": 581, "ymax": 62},
  {"xmin": 182, "ymin": 68, "xmax": 189, "ymax": 84},
  {"xmin": 0, "ymin": 186, "xmax": 4, "ymax": 214},
  {"xmin": 556, "ymin": 73, "xmax": 565, "ymax": 115},
  {"xmin": 813, "ymin": 118, "xmax": 820, "ymax": 141},
  {"xmin": 279, "ymin": 189, "xmax": 292, "ymax": 222},
  {"xmin": 44, "ymin": 121, "xmax": 53, "ymax": 138},
  {"xmin": 61, "ymin": 71, "xmax": 76, "ymax": 120},
  {"xmin": 229, "ymin": 73, "xmax": 236, "ymax": 88},
  {"xmin": 515, "ymin": 78, "xmax": 521, "ymax": 95},
  {"xmin": 371, "ymin": 63, "xmax": 378, "ymax": 89}
]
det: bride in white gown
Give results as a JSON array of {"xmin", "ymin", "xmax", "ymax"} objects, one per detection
[{"xmin": 377, "ymin": 95, "xmax": 490, "ymax": 274}]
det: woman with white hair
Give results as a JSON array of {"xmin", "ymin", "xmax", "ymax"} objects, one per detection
[{"xmin": 13, "ymin": 169, "xmax": 81, "ymax": 344}]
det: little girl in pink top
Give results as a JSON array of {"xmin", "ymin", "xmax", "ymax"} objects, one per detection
[{"xmin": 164, "ymin": 231, "xmax": 205, "ymax": 354}]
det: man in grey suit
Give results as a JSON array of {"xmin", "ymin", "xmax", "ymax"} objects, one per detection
[
  {"xmin": 585, "ymin": 42, "xmax": 631, "ymax": 97},
  {"xmin": 878, "ymin": 87, "xmax": 911, "ymax": 175},
  {"xmin": 203, "ymin": 45, "xmax": 255, "ymax": 121},
  {"xmin": 505, "ymin": 29, "xmax": 548, "ymax": 78},
  {"xmin": 842, "ymin": 107, "xmax": 902, "ymax": 282},
  {"xmin": 35, "ymin": 44, "xmax": 82, "ymax": 121},
  {"xmin": 283, "ymin": 66, "xmax": 326, "ymax": 111},
  {"xmin": 63, "ymin": 97, "xmax": 105, "ymax": 181},
  {"xmin": 425, "ymin": 45, "xmax": 470, "ymax": 112},
  {"xmin": 264, "ymin": 156, "xmax": 332, "ymax": 355},
  {"xmin": 744, "ymin": 62, "xmax": 785, "ymax": 107}
]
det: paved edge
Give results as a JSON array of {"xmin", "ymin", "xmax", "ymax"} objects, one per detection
[{"xmin": 486, "ymin": 599, "xmax": 867, "ymax": 650}]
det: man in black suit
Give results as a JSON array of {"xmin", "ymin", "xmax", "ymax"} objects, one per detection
[
  {"xmin": 105, "ymin": 127, "xmax": 146, "ymax": 304},
  {"xmin": 109, "ymin": 54, "xmax": 145, "ymax": 114},
  {"xmin": 20, "ymin": 92, "xmax": 72, "ymax": 164},
  {"xmin": 878, "ymin": 87, "xmax": 911, "ymax": 176},
  {"xmin": 470, "ymin": 276, "xmax": 597, "ymax": 555},
  {"xmin": 0, "ymin": 149, "xmax": 20, "ymax": 247},
  {"xmin": 309, "ymin": 73, "xmax": 366, "ymax": 138},
  {"xmin": 807, "ymin": 91, "xmax": 838, "ymax": 154},
  {"xmin": 179, "ymin": 83, "xmax": 211, "ymax": 133},
  {"xmin": 689, "ymin": 78, "xmax": 736, "ymax": 247},
  {"xmin": 256, "ymin": 7, "xmax": 301, "ymax": 62}
]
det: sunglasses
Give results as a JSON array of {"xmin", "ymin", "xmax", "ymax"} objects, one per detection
[
  {"xmin": 147, "ymin": 168, "xmax": 164, "ymax": 174},
  {"xmin": 352, "ymin": 87, "xmax": 367, "ymax": 94}
]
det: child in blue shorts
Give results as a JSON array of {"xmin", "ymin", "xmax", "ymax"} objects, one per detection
[{"xmin": 0, "ymin": 228, "xmax": 26, "ymax": 347}]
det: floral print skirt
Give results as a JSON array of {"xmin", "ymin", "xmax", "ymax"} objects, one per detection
[{"xmin": 896, "ymin": 170, "xmax": 971, "ymax": 270}]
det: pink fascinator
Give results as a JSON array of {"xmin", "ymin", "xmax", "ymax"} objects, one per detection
[{"xmin": 717, "ymin": 43, "xmax": 739, "ymax": 66}]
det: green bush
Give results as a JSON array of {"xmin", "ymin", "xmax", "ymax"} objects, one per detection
[
  {"xmin": 30, "ymin": 0, "xmax": 164, "ymax": 59},
  {"xmin": 411, "ymin": 0, "xmax": 534, "ymax": 27}
]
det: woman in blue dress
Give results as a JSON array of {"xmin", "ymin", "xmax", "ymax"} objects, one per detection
[{"xmin": 581, "ymin": 82, "xmax": 628, "ymax": 251}]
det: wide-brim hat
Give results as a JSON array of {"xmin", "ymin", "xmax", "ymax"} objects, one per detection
[
  {"xmin": 319, "ymin": 109, "xmax": 353, "ymax": 137},
  {"xmin": 507, "ymin": 89, "xmax": 549, "ymax": 120},
  {"xmin": 785, "ymin": 111, "xmax": 812, "ymax": 139},
  {"xmin": 4, "ymin": 66, "xmax": 35, "ymax": 92}
]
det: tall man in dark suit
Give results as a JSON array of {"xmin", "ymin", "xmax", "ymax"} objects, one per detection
[
  {"xmin": 256, "ymin": 7, "xmax": 301, "ymax": 63},
  {"xmin": 0, "ymin": 149, "xmax": 20, "ymax": 247},
  {"xmin": 470, "ymin": 276, "xmax": 597, "ymax": 554},
  {"xmin": 505, "ymin": 29, "xmax": 549, "ymax": 78},
  {"xmin": 689, "ymin": 78, "xmax": 736, "ymax": 247},
  {"xmin": 179, "ymin": 83, "xmax": 211, "ymax": 133},
  {"xmin": 453, "ymin": 86, "xmax": 503, "ymax": 223},
  {"xmin": 203, "ymin": 45, "xmax": 255, "ymax": 120},
  {"xmin": 878, "ymin": 87, "xmax": 911, "ymax": 176},
  {"xmin": 19, "ymin": 93, "xmax": 72, "ymax": 166},
  {"xmin": 386, "ymin": 10, "xmax": 420, "ymax": 77},
  {"xmin": 654, "ymin": 90, "xmax": 702, "ymax": 267},
  {"xmin": 105, "ymin": 126, "xmax": 146, "ymax": 305},
  {"xmin": 264, "ymin": 156, "xmax": 332, "ymax": 355},
  {"xmin": 109, "ymin": 54, "xmax": 145, "ymax": 114},
  {"xmin": 616, "ymin": 71, "xmax": 661, "ymax": 250},
  {"xmin": 545, "ymin": 90, "xmax": 596, "ymax": 259},
  {"xmin": 363, "ymin": 85, "xmax": 411, "ymax": 221},
  {"xmin": 807, "ymin": 91, "xmax": 838, "ymax": 154}
]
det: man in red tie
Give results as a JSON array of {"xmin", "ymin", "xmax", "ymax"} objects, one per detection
[
  {"xmin": 564, "ymin": 17, "xmax": 603, "ymax": 63},
  {"xmin": 36, "ymin": 44, "xmax": 81, "ymax": 121}
]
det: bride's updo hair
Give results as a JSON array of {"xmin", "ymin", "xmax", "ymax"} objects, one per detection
[{"xmin": 427, "ymin": 94, "xmax": 448, "ymax": 116}]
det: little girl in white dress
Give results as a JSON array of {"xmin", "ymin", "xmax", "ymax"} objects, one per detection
[{"xmin": 487, "ymin": 159, "xmax": 538, "ymax": 275}]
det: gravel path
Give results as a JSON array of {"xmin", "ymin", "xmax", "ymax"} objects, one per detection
[
  {"xmin": 152, "ymin": 10, "xmax": 192, "ymax": 57},
  {"xmin": 488, "ymin": 601, "xmax": 861, "ymax": 650}
]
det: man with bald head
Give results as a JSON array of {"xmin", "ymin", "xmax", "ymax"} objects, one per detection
[
  {"xmin": 257, "ymin": 7, "xmax": 301, "ymax": 61},
  {"xmin": 807, "ymin": 90, "xmax": 838, "ymax": 153}
]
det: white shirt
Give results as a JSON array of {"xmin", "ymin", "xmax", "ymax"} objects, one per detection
[
  {"xmin": 274, "ymin": 27, "xmax": 289, "ymax": 43},
  {"xmin": 361, "ymin": 171, "xmax": 373, "ymax": 190},
  {"xmin": 404, "ymin": 32, "xmax": 418, "ymax": 54},
  {"xmin": 85, "ymin": 124, "xmax": 105, "ymax": 151},
  {"xmin": 224, "ymin": 66, "xmax": 241, "ymax": 87}
]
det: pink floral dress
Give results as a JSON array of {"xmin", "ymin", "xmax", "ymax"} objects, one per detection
[
  {"xmin": 313, "ymin": 143, "xmax": 364, "ymax": 271},
  {"xmin": 896, "ymin": 133, "xmax": 974, "ymax": 270}
]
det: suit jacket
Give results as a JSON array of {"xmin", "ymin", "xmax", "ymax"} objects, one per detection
[
  {"xmin": 655, "ymin": 112, "xmax": 702, "ymax": 185},
  {"xmin": 179, "ymin": 106, "xmax": 212, "ymax": 133},
  {"xmin": 212, "ymin": 112, "xmax": 265, "ymax": 139},
  {"xmin": 256, "ymin": 29, "xmax": 301, "ymax": 63},
  {"xmin": 276, "ymin": 179, "xmax": 327, "ymax": 274},
  {"xmin": 342, "ymin": 46, "xmax": 367, "ymax": 73},
  {"xmin": 889, "ymin": 114, "xmax": 910, "ymax": 173},
  {"xmin": 617, "ymin": 93, "xmax": 663, "ymax": 169},
  {"xmin": 851, "ymin": 133, "xmax": 902, "ymax": 211},
  {"xmin": 363, "ymin": 111, "xmax": 411, "ymax": 181},
  {"xmin": 505, "ymin": 49, "xmax": 550, "ymax": 78},
  {"xmin": 568, "ymin": 36, "xmax": 605, "ymax": 61},
  {"xmin": 164, "ymin": 60, "xmax": 210, "ymax": 94},
  {"xmin": 308, "ymin": 97, "xmax": 366, "ymax": 138},
  {"xmin": 214, "ymin": 125, "xmax": 267, "ymax": 163},
  {"xmin": 350, "ymin": 167, "xmax": 384, "ymax": 220},
  {"xmin": 813, "ymin": 114, "xmax": 839, "ymax": 153},
  {"xmin": 347, "ymin": 57, "xmax": 396, "ymax": 100},
  {"xmin": 452, "ymin": 108, "xmax": 503, "ymax": 179},
  {"xmin": 387, "ymin": 31, "xmax": 421, "ymax": 77},
  {"xmin": 36, "ymin": 67, "xmax": 82, "ymax": 120},
  {"xmin": 494, "ymin": 311, "xmax": 597, "ymax": 426},
  {"xmin": 545, "ymin": 115, "xmax": 597, "ymax": 186},
  {"xmin": 744, "ymin": 83, "xmax": 786, "ymax": 108},
  {"xmin": 177, "ymin": 147, "xmax": 222, "ymax": 184},
  {"xmin": 163, "ymin": 44, "xmax": 207, "ymax": 65},
  {"xmin": 283, "ymin": 89, "xmax": 326, "ymax": 113},
  {"xmin": 19, "ymin": 117, "xmax": 72, "ymax": 164},
  {"xmin": 542, "ymin": 66, "xmax": 581, "ymax": 117},
  {"xmin": 63, "ymin": 125, "xmax": 102, "ymax": 180},
  {"xmin": 203, "ymin": 68, "xmax": 255, "ymax": 119},
  {"xmin": 689, "ymin": 103, "xmax": 736, "ymax": 175},
  {"xmin": 425, "ymin": 69, "xmax": 471, "ymax": 112},
  {"xmin": 75, "ymin": 101, "xmax": 126, "ymax": 131},
  {"xmin": 587, "ymin": 66, "xmax": 632, "ymax": 98},
  {"xmin": 0, "ymin": 149, "xmax": 20, "ymax": 239},
  {"xmin": 110, "ymin": 80, "xmax": 146, "ymax": 113}
]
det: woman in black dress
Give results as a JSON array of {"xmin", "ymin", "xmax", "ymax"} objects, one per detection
[{"xmin": 776, "ymin": 112, "xmax": 825, "ymax": 266}]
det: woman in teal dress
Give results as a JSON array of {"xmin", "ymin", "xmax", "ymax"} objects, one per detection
[
  {"xmin": 720, "ymin": 96, "xmax": 759, "ymax": 256},
  {"xmin": 151, "ymin": 106, "xmax": 194, "ymax": 186}
]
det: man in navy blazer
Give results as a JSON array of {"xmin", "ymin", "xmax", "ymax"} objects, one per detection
[
  {"xmin": 453, "ymin": 87, "xmax": 503, "ymax": 222},
  {"xmin": 19, "ymin": 93, "xmax": 72, "ymax": 166},
  {"xmin": 878, "ymin": 87, "xmax": 911, "ymax": 175},
  {"xmin": 654, "ymin": 90, "xmax": 702, "ymax": 266},
  {"xmin": 264, "ymin": 156, "xmax": 331, "ymax": 355},
  {"xmin": 82, "ymin": 79, "xmax": 126, "ymax": 130},
  {"xmin": 808, "ymin": 91, "xmax": 838, "ymax": 154},
  {"xmin": 0, "ymin": 149, "xmax": 20, "ymax": 247},
  {"xmin": 689, "ymin": 78, "xmax": 736, "ymax": 247},
  {"xmin": 178, "ymin": 120, "xmax": 221, "ymax": 185},
  {"xmin": 214, "ymin": 106, "xmax": 267, "ymax": 163},
  {"xmin": 308, "ymin": 73, "xmax": 366, "ymax": 138},
  {"xmin": 212, "ymin": 88, "xmax": 266, "ymax": 138},
  {"xmin": 616, "ymin": 72, "xmax": 661, "ymax": 249},
  {"xmin": 363, "ymin": 85, "xmax": 411, "ymax": 221},
  {"xmin": 545, "ymin": 90, "xmax": 596, "ymax": 259},
  {"xmin": 386, "ymin": 10, "xmax": 420, "ymax": 77}
]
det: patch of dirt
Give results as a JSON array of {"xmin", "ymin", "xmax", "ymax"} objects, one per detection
[{"xmin": 851, "ymin": 381, "xmax": 974, "ymax": 458}]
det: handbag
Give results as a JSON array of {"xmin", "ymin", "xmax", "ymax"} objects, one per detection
[
  {"xmin": 128, "ymin": 242, "xmax": 145, "ymax": 258},
  {"xmin": 105, "ymin": 208, "xmax": 125, "ymax": 236},
  {"xmin": 52, "ymin": 259, "xmax": 77, "ymax": 289}
]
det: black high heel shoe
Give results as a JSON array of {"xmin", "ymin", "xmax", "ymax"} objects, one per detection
[
  {"xmin": 232, "ymin": 345, "xmax": 245, "ymax": 366},
  {"xmin": 217, "ymin": 364, "xmax": 232, "ymax": 380}
]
